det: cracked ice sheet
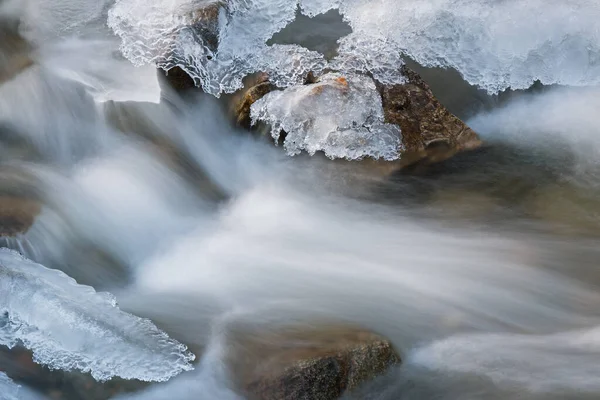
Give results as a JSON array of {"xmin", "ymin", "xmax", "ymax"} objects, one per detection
[
  {"xmin": 0, "ymin": 249, "xmax": 195, "ymax": 382},
  {"xmin": 109, "ymin": 0, "xmax": 600, "ymax": 95},
  {"xmin": 251, "ymin": 73, "xmax": 402, "ymax": 161}
]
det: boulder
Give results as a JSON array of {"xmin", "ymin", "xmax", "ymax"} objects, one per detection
[
  {"xmin": 227, "ymin": 325, "xmax": 401, "ymax": 400},
  {"xmin": 377, "ymin": 65, "xmax": 482, "ymax": 167},
  {"xmin": 231, "ymin": 67, "xmax": 481, "ymax": 168},
  {"xmin": 229, "ymin": 72, "xmax": 274, "ymax": 129},
  {"xmin": 161, "ymin": 1, "xmax": 228, "ymax": 91},
  {"xmin": 0, "ymin": 196, "xmax": 40, "ymax": 237},
  {"xmin": 0, "ymin": 18, "xmax": 33, "ymax": 84}
]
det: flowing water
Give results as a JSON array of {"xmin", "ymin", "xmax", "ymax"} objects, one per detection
[{"xmin": 2, "ymin": 0, "xmax": 600, "ymax": 399}]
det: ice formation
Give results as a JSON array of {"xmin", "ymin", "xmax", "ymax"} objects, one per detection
[
  {"xmin": 0, "ymin": 249, "xmax": 195, "ymax": 382},
  {"xmin": 109, "ymin": 0, "xmax": 600, "ymax": 95},
  {"xmin": 0, "ymin": 372, "xmax": 42, "ymax": 400},
  {"xmin": 0, "ymin": 373, "xmax": 22, "ymax": 400},
  {"xmin": 250, "ymin": 73, "xmax": 402, "ymax": 160}
]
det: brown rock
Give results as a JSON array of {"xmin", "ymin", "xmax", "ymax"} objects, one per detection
[
  {"xmin": 0, "ymin": 19, "xmax": 34, "ymax": 84},
  {"xmin": 187, "ymin": 1, "xmax": 227, "ymax": 53},
  {"xmin": 378, "ymin": 65, "xmax": 482, "ymax": 168},
  {"xmin": 230, "ymin": 72, "xmax": 274, "ymax": 128},
  {"xmin": 161, "ymin": 1, "xmax": 228, "ymax": 91},
  {"xmin": 0, "ymin": 196, "xmax": 40, "ymax": 237},
  {"xmin": 227, "ymin": 325, "xmax": 401, "ymax": 400},
  {"xmin": 231, "ymin": 67, "xmax": 480, "ymax": 170}
]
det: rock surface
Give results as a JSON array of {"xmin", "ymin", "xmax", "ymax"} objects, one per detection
[
  {"xmin": 161, "ymin": 1, "xmax": 227, "ymax": 91},
  {"xmin": 0, "ymin": 196, "xmax": 40, "ymax": 237},
  {"xmin": 378, "ymin": 66, "xmax": 482, "ymax": 167},
  {"xmin": 232, "ymin": 67, "xmax": 481, "ymax": 167},
  {"xmin": 0, "ymin": 18, "xmax": 33, "ymax": 85},
  {"xmin": 227, "ymin": 325, "xmax": 401, "ymax": 400}
]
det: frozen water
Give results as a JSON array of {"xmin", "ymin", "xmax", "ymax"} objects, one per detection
[
  {"xmin": 356, "ymin": 0, "xmax": 600, "ymax": 93},
  {"xmin": 0, "ymin": 249, "xmax": 195, "ymax": 382},
  {"xmin": 0, "ymin": 372, "xmax": 43, "ymax": 400},
  {"xmin": 250, "ymin": 73, "xmax": 402, "ymax": 160},
  {"xmin": 0, "ymin": 373, "xmax": 22, "ymax": 400},
  {"xmin": 109, "ymin": 0, "xmax": 600, "ymax": 95}
]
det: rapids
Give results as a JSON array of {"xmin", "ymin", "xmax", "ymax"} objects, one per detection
[{"xmin": 2, "ymin": 0, "xmax": 600, "ymax": 399}]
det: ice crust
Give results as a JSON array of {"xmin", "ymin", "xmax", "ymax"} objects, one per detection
[
  {"xmin": 0, "ymin": 373, "xmax": 22, "ymax": 400},
  {"xmin": 0, "ymin": 249, "xmax": 195, "ymax": 383},
  {"xmin": 108, "ymin": 0, "xmax": 600, "ymax": 95},
  {"xmin": 250, "ymin": 73, "xmax": 402, "ymax": 160}
]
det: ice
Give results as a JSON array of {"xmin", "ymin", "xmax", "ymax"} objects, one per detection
[
  {"xmin": 0, "ymin": 372, "xmax": 43, "ymax": 400},
  {"xmin": 354, "ymin": 0, "xmax": 600, "ymax": 93},
  {"xmin": 250, "ymin": 73, "xmax": 402, "ymax": 160},
  {"xmin": 0, "ymin": 373, "xmax": 22, "ymax": 400},
  {"xmin": 109, "ymin": 0, "xmax": 600, "ymax": 95},
  {"xmin": 0, "ymin": 249, "xmax": 195, "ymax": 382}
]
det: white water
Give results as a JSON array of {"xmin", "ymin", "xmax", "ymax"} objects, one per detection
[{"xmin": 2, "ymin": 0, "xmax": 600, "ymax": 399}]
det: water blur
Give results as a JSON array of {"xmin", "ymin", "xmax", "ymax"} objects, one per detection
[{"xmin": 2, "ymin": 1, "xmax": 600, "ymax": 399}]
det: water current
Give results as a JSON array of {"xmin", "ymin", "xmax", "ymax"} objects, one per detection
[{"xmin": 2, "ymin": 0, "xmax": 600, "ymax": 399}]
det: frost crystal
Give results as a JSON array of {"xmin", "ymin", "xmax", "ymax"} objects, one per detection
[
  {"xmin": 109, "ymin": 0, "xmax": 600, "ymax": 95},
  {"xmin": 0, "ymin": 249, "xmax": 195, "ymax": 382},
  {"xmin": 251, "ymin": 73, "xmax": 402, "ymax": 160}
]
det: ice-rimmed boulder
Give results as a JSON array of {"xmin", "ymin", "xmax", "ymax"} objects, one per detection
[{"xmin": 235, "ymin": 68, "xmax": 481, "ymax": 167}]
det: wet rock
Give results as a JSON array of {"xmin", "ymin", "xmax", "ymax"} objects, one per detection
[
  {"xmin": 0, "ymin": 347, "xmax": 147, "ymax": 400},
  {"xmin": 0, "ymin": 196, "xmax": 40, "ymax": 237},
  {"xmin": 227, "ymin": 325, "xmax": 401, "ymax": 400},
  {"xmin": 0, "ymin": 18, "xmax": 33, "ymax": 84},
  {"xmin": 378, "ymin": 65, "xmax": 482, "ymax": 168},
  {"xmin": 230, "ymin": 72, "xmax": 274, "ymax": 129},
  {"xmin": 231, "ymin": 66, "xmax": 481, "ymax": 168},
  {"xmin": 161, "ymin": 1, "xmax": 228, "ymax": 91},
  {"xmin": 160, "ymin": 66, "xmax": 196, "ymax": 91}
]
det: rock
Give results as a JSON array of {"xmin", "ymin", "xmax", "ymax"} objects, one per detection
[
  {"xmin": 0, "ymin": 18, "xmax": 33, "ymax": 84},
  {"xmin": 378, "ymin": 65, "xmax": 482, "ymax": 167},
  {"xmin": 229, "ymin": 72, "xmax": 274, "ymax": 129},
  {"xmin": 227, "ymin": 325, "xmax": 401, "ymax": 400},
  {"xmin": 161, "ymin": 1, "xmax": 228, "ymax": 91},
  {"xmin": 0, "ymin": 196, "xmax": 40, "ymax": 237},
  {"xmin": 160, "ymin": 66, "xmax": 197, "ymax": 92},
  {"xmin": 0, "ymin": 346, "xmax": 147, "ymax": 400},
  {"xmin": 231, "ymin": 66, "xmax": 481, "ymax": 168}
]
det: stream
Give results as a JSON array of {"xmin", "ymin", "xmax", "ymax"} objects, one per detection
[{"xmin": 2, "ymin": 0, "xmax": 600, "ymax": 399}]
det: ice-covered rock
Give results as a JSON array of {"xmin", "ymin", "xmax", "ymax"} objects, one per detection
[
  {"xmin": 109, "ymin": 0, "xmax": 600, "ymax": 96},
  {"xmin": 250, "ymin": 73, "xmax": 403, "ymax": 161},
  {"xmin": 0, "ymin": 249, "xmax": 195, "ymax": 382}
]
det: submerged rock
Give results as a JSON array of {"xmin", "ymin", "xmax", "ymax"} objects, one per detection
[
  {"xmin": 0, "ymin": 196, "xmax": 40, "ymax": 237},
  {"xmin": 227, "ymin": 325, "xmax": 401, "ymax": 400}
]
